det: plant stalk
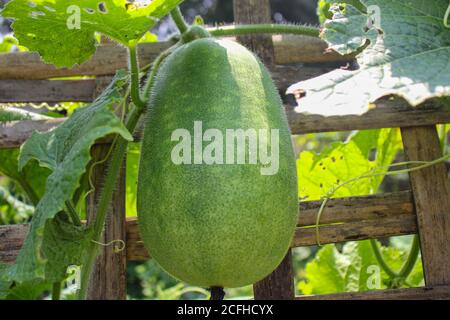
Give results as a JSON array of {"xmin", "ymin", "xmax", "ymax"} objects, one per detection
[
  {"xmin": 16, "ymin": 177, "xmax": 39, "ymax": 206},
  {"xmin": 65, "ymin": 200, "xmax": 82, "ymax": 226},
  {"xmin": 398, "ymin": 235, "xmax": 420, "ymax": 278},
  {"xmin": 52, "ymin": 282, "xmax": 61, "ymax": 300},
  {"xmin": 142, "ymin": 47, "xmax": 176, "ymax": 102},
  {"xmin": 208, "ymin": 23, "xmax": 320, "ymax": 38},
  {"xmin": 370, "ymin": 239, "xmax": 398, "ymax": 278},
  {"xmin": 128, "ymin": 45, "xmax": 146, "ymax": 109},
  {"xmin": 77, "ymin": 47, "xmax": 170, "ymax": 299},
  {"xmin": 77, "ymin": 106, "xmax": 142, "ymax": 300},
  {"xmin": 171, "ymin": 6, "xmax": 189, "ymax": 34}
]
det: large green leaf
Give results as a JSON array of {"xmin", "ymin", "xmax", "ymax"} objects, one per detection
[
  {"xmin": 317, "ymin": 0, "xmax": 365, "ymax": 24},
  {"xmin": 288, "ymin": 0, "xmax": 450, "ymax": 115},
  {"xmin": 41, "ymin": 213, "xmax": 93, "ymax": 282},
  {"xmin": 298, "ymin": 240, "xmax": 424, "ymax": 295},
  {"xmin": 3, "ymin": 71, "xmax": 132, "ymax": 284},
  {"xmin": 2, "ymin": 0, "xmax": 184, "ymax": 67},
  {"xmin": 0, "ymin": 108, "xmax": 51, "ymax": 200},
  {"xmin": 298, "ymin": 245, "xmax": 348, "ymax": 294},
  {"xmin": 298, "ymin": 128, "xmax": 401, "ymax": 200}
]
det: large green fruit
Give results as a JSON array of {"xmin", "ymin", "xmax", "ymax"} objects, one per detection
[{"xmin": 137, "ymin": 38, "xmax": 298, "ymax": 288}]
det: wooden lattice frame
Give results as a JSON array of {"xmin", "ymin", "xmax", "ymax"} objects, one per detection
[{"xmin": 1, "ymin": 0, "xmax": 450, "ymax": 300}]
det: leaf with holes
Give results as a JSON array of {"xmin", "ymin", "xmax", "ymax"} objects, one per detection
[
  {"xmin": 298, "ymin": 128, "xmax": 401, "ymax": 201},
  {"xmin": 288, "ymin": 0, "xmax": 450, "ymax": 116},
  {"xmin": 1, "ymin": 0, "xmax": 184, "ymax": 67},
  {"xmin": 2, "ymin": 71, "xmax": 131, "ymax": 284}
]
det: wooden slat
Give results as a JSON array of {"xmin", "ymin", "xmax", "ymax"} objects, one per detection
[
  {"xmin": 298, "ymin": 191, "xmax": 414, "ymax": 227},
  {"xmin": 294, "ymin": 215, "xmax": 417, "ymax": 247},
  {"xmin": 0, "ymin": 224, "xmax": 28, "ymax": 265},
  {"xmin": 296, "ymin": 285, "xmax": 450, "ymax": 300},
  {"xmin": 0, "ymin": 42, "xmax": 171, "ymax": 80},
  {"xmin": 273, "ymin": 34, "xmax": 354, "ymax": 64},
  {"xmin": 401, "ymin": 126, "xmax": 450, "ymax": 286},
  {"xmin": 0, "ymin": 37, "xmax": 351, "ymax": 80},
  {"xmin": 0, "ymin": 118, "xmax": 65, "ymax": 149},
  {"xmin": 125, "ymin": 209, "xmax": 417, "ymax": 261},
  {"xmin": 0, "ymin": 80, "xmax": 96, "ymax": 103},
  {"xmin": 0, "ymin": 192, "xmax": 419, "ymax": 263},
  {"xmin": 2, "ymin": 97, "xmax": 450, "ymax": 149},
  {"xmin": 0, "ymin": 64, "xmax": 339, "ymax": 103},
  {"xmin": 86, "ymin": 144, "xmax": 127, "ymax": 299},
  {"xmin": 287, "ymin": 97, "xmax": 450, "ymax": 135}
]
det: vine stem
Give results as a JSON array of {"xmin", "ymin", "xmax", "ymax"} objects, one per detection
[
  {"xmin": 142, "ymin": 46, "xmax": 177, "ymax": 102},
  {"xmin": 52, "ymin": 282, "xmax": 61, "ymax": 300},
  {"xmin": 209, "ymin": 286, "xmax": 225, "ymax": 300},
  {"xmin": 207, "ymin": 24, "xmax": 320, "ymax": 38},
  {"xmin": 370, "ymin": 239, "xmax": 398, "ymax": 278},
  {"xmin": 398, "ymin": 235, "xmax": 420, "ymax": 278},
  {"xmin": 171, "ymin": 6, "xmax": 189, "ymax": 34},
  {"xmin": 314, "ymin": 152, "xmax": 450, "ymax": 285},
  {"xmin": 77, "ymin": 47, "xmax": 171, "ymax": 299},
  {"xmin": 16, "ymin": 176, "xmax": 39, "ymax": 206},
  {"xmin": 77, "ymin": 106, "xmax": 142, "ymax": 300},
  {"xmin": 128, "ymin": 45, "xmax": 146, "ymax": 109},
  {"xmin": 314, "ymin": 157, "xmax": 450, "ymax": 245},
  {"xmin": 65, "ymin": 200, "xmax": 82, "ymax": 226}
]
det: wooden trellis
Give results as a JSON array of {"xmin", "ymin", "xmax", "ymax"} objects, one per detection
[{"xmin": 1, "ymin": 0, "xmax": 450, "ymax": 300}]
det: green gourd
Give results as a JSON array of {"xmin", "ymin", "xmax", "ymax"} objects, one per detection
[{"xmin": 137, "ymin": 37, "xmax": 298, "ymax": 288}]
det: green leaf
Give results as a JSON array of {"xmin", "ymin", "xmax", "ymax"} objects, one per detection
[
  {"xmin": 287, "ymin": 0, "xmax": 450, "ymax": 115},
  {"xmin": 298, "ymin": 128, "xmax": 401, "ymax": 200},
  {"xmin": 0, "ymin": 107, "xmax": 43, "ymax": 122},
  {"xmin": 298, "ymin": 240, "xmax": 424, "ymax": 295},
  {"xmin": 5, "ymin": 71, "xmax": 131, "ymax": 284},
  {"xmin": 342, "ymin": 240, "xmax": 380, "ymax": 292},
  {"xmin": 318, "ymin": 0, "xmax": 365, "ymax": 24},
  {"xmin": 317, "ymin": 0, "xmax": 333, "ymax": 24},
  {"xmin": 1, "ymin": 278, "xmax": 52, "ymax": 300},
  {"xmin": 298, "ymin": 245, "xmax": 348, "ymax": 295},
  {"xmin": 0, "ymin": 35, "xmax": 19, "ymax": 53},
  {"xmin": 41, "ymin": 213, "xmax": 93, "ymax": 282},
  {"xmin": 2, "ymin": 0, "xmax": 184, "ymax": 67},
  {"xmin": 138, "ymin": 31, "xmax": 158, "ymax": 43},
  {"xmin": 0, "ymin": 186, "xmax": 35, "ymax": 224},
  {"xmin": 0, "ymin": 108, "xmax": 51, "ymax": 200},
  {"xmin": 126, "ymin": 142, "xmax": 140, "ymax": 217}
]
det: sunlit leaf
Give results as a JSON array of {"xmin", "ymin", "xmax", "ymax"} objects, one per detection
[
  {"xmin": 288, "ymin": 0, "xmax": 450, "ymax": 115},
  {"xmin": 2, "ymin": 0, "xmax": 184, "ymax": 66}
]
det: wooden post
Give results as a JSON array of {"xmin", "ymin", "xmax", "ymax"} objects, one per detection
[
  {"xmin": 233, "ymin": 0, "xmax": 295, "ymax": 300},
  {"xmin": 253, "ymin": 250, "xmax": 295, "ymax": 300},
  {"xmin": 233, "ymin": 0, "xmax": 275, "ymax": 64},
  {"xmin": 85, "ymin": 76, "xmax": 127, "ymax": 299},
  {"xmin": 86, "ymin": 144, "xmax": 127, "ymax": 299},
  {"xmin": 401, "ymin": 126, "xmax": 450, "ymax": 286}
]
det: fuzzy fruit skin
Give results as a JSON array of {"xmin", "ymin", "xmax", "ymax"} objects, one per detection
[{"xmin": 137, "ymin": 38, "xmax": 298, "ymax": 288}]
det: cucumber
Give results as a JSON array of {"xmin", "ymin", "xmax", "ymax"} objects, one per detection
[{"xmin": 137, "ymin": 38, "xmax": 298, "ymax": 288}]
